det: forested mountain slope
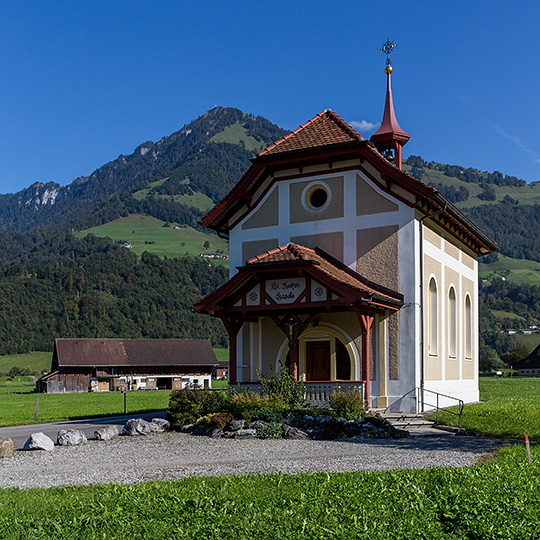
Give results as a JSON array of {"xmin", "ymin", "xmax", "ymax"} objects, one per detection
[{"xmin": 0, "ymin": 107, "xmax": 288, "ymax": 233}]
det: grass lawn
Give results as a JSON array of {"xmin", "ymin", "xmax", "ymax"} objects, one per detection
[
  {"xmin": 75, "ymin": 214, "xmax": 229, "ymax": 263},
  {"xmin": 0, "ymin": 351, "xmax": 51, "ymax": 375},
  {"xmin": 436, "ymin": 377, "xmax": 540, "ymax": 440},
  {"xmin": 0, "ymin": 444, "xmax": 538, "ymax": 539},
  {"xmin": 0, "ymin": 376, "xmax": 35, "ymax": 394},
  {"xmin": 0, "ymin": 390, "xmax": 171, "ymax": 427}
]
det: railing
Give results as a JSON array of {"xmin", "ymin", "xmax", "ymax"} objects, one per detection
[
  {"xmin": 417, "ymin": 387, "xmax": 464, "ymax": 429},
  {"xmin": 237, "ymin": 381, "xmax": 365, "ymax": 407}
]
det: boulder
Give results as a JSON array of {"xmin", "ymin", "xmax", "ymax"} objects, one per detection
[
  {"xmin": 122, "ymin": 418, "xmax": 154, "ymax": 436},
  {"xmin": 0, "ymin": 437, "xmax": 14, "ymax": 458},
  {"xmin": 282, "ymin": 424, "xmax": 309, "ymax": 440},
  {"xmin": 23, "ymin": 432, "xmax": 54, "ymax": 451},
  {"xmin": 226, "ymin": 419, "xmax": 245, "ymax": 432},
  {"xmin": 234, "ymin": 428, "xmax": 256, "ymax": 439},
  {"xmin": 57, "ymin": 429, "xmax": 87, "ymax": 446},
  {"xmin": 94, "ymin": 425, "xmax": 120, "ymax": 441},
  {"xmin": 150, "ymin": 418, "xmax": 170, "ymax": 432}
]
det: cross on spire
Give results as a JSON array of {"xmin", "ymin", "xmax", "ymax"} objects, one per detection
[{"xmin": 380, "ymin": 38, "xmax": 397, "ymax": 68}]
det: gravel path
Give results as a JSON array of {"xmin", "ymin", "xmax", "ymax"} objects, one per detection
[{"xmin": 0, "ymin": 431, "xmax": 508, "ymax": 489}]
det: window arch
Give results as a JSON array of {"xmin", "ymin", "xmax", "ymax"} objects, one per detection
[
  {"xmin": 428, "ymin": 277, "xmax": 438, "ymax": 355},
  {"xmin": 465, "ymin": 294, "xmax": 472, "ymax": 359},
  {"xmin": 448, "ymin": 286, "xmax": 457, "ymax": 358}
]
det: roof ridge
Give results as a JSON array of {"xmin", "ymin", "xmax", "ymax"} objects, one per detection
[{"xmin": 257, "ymin": 110, "xmax": 363, "ymax": 158}]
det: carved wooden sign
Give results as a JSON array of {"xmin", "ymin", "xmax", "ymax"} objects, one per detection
[{"xmin": 265, "ymin": 278, "xmax": 305, "ymax": 304}]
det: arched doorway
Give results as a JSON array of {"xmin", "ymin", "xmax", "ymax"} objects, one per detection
[{"xmin": 278, "ymin": 325, "xmax": 359, "ymax": 381}]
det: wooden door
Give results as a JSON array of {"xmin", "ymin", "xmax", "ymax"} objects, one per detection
[{"xmin": 306, "ymin": 341, "xmax": 331, "ymax": 381}]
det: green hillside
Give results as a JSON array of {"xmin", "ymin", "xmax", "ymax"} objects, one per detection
[
  {"xmin": 210, "ymin": 121, "xmax": 266, "ymax": 152},
  {"xmin": 479, "ymin": 255, "xmax": 540, "ymax": 286},
  {"xmin": 75, "ymin": 214, "xmax": 229, "ymax": 263}
]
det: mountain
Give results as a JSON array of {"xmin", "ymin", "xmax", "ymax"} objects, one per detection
[{"xmin": 0, "ymin": 107, "xmax": 288, "ymax": 233}]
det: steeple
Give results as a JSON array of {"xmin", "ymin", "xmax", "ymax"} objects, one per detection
[{"xmin": 371, "ymin": 39, "xmax": 410, "ymax": 170}]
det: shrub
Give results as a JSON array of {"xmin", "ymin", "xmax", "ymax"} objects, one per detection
[
  {"xmin": 259, "ymin": 365, "xmax": 307, "ymax": 408},
  {"xmin": 200, "ymin": 412, "xmax": 234, "ymax": 430},
  {"xmin": 229, "ymin": 390, "xmax": 289, "ymax": 421},
  {"xmin": 328, "ymin": 388, "xmax": 365, "ymax": 420},
  {"xmin": 256, "ymin": 422, "xmax": 283, "ymax": 439},
  {"xmin": 250, "ymin": 408, "xmax": 288, "ymax": 424},
  {"xmin": 167, "ymin": 389, "xmax": 230, "ymax": 429}
]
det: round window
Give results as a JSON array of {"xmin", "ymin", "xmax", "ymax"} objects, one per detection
[
  {"xmin": 302, "ymin": 182, "xmax": 331, "ymax": 212},
  {"xmin": 309, "ymin": 188, "xmax": 327, "ymax": 209}
]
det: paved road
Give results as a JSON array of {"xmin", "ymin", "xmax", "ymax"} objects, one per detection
[{"xmin": 0, "ymin": 410, "xmax": 166, "ymax": 449}]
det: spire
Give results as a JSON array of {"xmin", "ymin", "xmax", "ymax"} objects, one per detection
[{"xmin": 371, "ymin": 39, "xmax": 410, "ymax": 170}]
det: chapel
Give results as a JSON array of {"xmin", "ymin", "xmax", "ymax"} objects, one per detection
[{"xmin": 194, "ymin": 56, "xmax": 497, "ymax": 412}]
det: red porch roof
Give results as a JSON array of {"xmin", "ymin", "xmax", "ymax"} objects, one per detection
[{"xmin": 194, "ymin": 243, "xmax": 403, "ymax": 316}]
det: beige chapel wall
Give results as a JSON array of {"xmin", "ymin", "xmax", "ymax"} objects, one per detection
[
  {"xmin": 462, "ymin": 275, "xmax": 475, "ymax": 380},
  {"xmin": 242, "ymin": 238, "xmax": 279, "ymax": 265},
  {"xmin": 260, "ymin": 318, "xmax": 286, "ymax": 378},
  {"xmin": 289, "ymin": 176, "xmax": 344, "ymax": 223},
  {"xmin": 445, "ymin": 266, "xmax": 460, "ymax": 380},
  {"xmin": 356, "ymin": 225, "xmax": 399, "ymax": 291},
  {"xmin": 291, "ymin": 231, "xmax": 344, "ymax": 262},
  {"xmin": 241, "ymin": 188, "xmax": 279, "ymax": 230},
  {"xmin": 424, "ymin": 254, "xmax": 443, "ymax": 381},
  {"xmin": 356, "ymin": 174, "xmax": 399, "ymax": 216}
]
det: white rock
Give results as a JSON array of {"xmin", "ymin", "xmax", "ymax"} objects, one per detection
[
  {"xmin": 122, "ymin": 418, "xmax": 154, "ymax": 436},
  {"xmin": 57, "ymin": 429, "xmax": 87, "ymax": 446},
  {"xmin": 23, "ymin": 432, "xmax": 54, "ymax": 451},
  {"xmin": 150, "ymin": 418, "xmax": 170, "ymax": 432},
  {"xmin": 94, "ymin": 425, "xmax": 120, "ymax": 441}
]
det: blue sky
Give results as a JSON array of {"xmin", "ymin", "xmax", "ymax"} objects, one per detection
[{"xmin": 1, "ymin": 1, "xmax": 539, "ymax": 195}]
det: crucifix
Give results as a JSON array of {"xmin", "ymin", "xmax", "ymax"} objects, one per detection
[{"xmin": 380, "ymin": 38, "xmax": 397, "ymax": 69}]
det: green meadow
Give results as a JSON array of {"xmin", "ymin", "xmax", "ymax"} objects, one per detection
[
  {"xmin": 0, "ymin": 389, "xmax": 171, "ymax": 426},
  {"xmin": 0, "ymin": 351, "xmax": 51, "ymax": 375},
  {"xmin": 436, "ymin": 376, "xmax": 540, "ymax": 440},
  {"xmin": 75, "ymin": 214, "xmax": 229, "ymax": 263},
  {"xmin": 479, "ymin": 254, "xmax": 540, "ymax": 286}
]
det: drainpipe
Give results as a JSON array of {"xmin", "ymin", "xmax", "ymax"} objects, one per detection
[{"xmin": 418, "ymin": 204, "xmax": 446, "ymax": 412}]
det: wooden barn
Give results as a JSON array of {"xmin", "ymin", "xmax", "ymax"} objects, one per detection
[{"xmin": 37, "ymin": 338, "xmax": 218, "ymax": 393}]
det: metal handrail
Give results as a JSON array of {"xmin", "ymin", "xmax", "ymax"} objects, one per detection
[{"xmin": 417, "ymin": 387, "xmax": 464, "ymax": 429}]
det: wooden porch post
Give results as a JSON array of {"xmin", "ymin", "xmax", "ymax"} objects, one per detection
[
  {"xmin": 220, "ymin": 317, "xmax": 243, "ymax": 386},
  {"xmin": 358, "ymin": 313, "xmax": 374, "ymax": 400}
]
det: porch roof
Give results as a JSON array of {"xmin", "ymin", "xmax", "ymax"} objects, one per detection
[{"xmin": 194, "ymin": 243, "xmax": 403, "ymax": 317}]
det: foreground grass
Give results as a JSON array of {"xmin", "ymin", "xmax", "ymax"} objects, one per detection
[
  {"xmin": 0, "ymin": 444, "xmax": 537, "ymax": 539},
  {"xmin": 0, "ymin": 390, "xmax": 171, "ymax": 427},
  {"xmin": 436, "ymin": 377, "xmax": 540, "ymax": 440}
]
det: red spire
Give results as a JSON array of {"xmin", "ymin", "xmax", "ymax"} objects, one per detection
[{"xmin": 371, "ymin": 67, "xmax": 410, "ymax": 170}]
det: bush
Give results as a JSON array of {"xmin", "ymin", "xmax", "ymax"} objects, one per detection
[
  {"xmin": 328, "ymin": 388, "xmax": 365, "ymax": 420},
  {"xmin": 256, "ymin": 422, "xmax": 283, "ymax": 439},
  {"xmin": 259, "ymin": 365, "xmax": 307, "ymax": 408},
  {"xmin": 167, "ymin": 389, "xmax": 230, "ymax": 429},
  {"xmin": 228, "ymin": 390, "xmax": 289, "ymax": 422},
  {"xmin": 199, "ymin": 412, "xmax": 234, "ymax": 430}
]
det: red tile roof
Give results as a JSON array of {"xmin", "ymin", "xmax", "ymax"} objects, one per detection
[
  {"xmin": 257, "ymin": 110, "xmax": 364, "ymax": 157},
  {"xmin": 246, "ymin": 243, "xmax": 402, "ymax": 304},
  {"xmin": 54, "ymin": 339, "xmax": 218, "ymax": 367}
]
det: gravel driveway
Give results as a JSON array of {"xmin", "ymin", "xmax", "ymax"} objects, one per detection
[{"xmin": 0, "ymin": 431, "xmax": 507, "ymax": 489}]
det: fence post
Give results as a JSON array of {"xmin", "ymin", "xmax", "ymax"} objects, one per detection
[{"xmin": 124, "ymin": 390, "xmax": 127, "ymax": 414}]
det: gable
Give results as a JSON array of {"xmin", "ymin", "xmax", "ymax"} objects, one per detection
[{"xmin": 356, "ymin": 173, "xmax": 399, "ymax": 215}]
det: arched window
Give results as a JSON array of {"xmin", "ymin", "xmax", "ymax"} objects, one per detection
[
  {"xmin": 465, "ymin": 294, "xmax": 472, "ymax": 359},
  {"xmin": 448, "ymin": 286, "xmax": 457, "ymax": 358},
  {"xmin": 428, "ymin": 277, "xmax": 438, "ymax": 355}
]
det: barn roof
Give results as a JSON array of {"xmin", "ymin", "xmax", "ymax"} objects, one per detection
[{"xmin": 53, "ymin": 339, "xmax": 218, "ymax": 367}]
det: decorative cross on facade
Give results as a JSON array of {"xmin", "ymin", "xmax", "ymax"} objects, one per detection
[{"xmin": 380, "ymin": 38, "xmax": 397, "ymax": 68}]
